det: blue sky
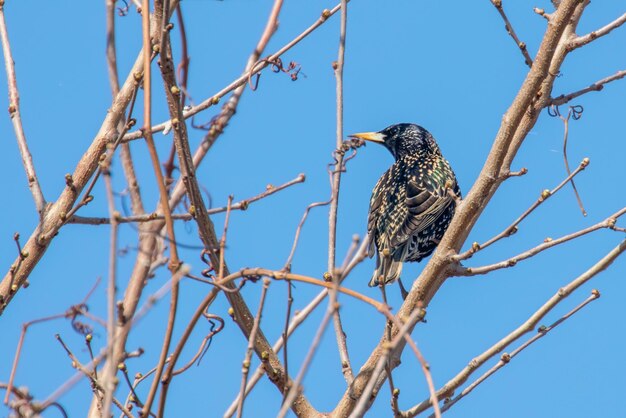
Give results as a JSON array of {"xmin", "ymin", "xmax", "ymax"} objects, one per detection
[{"xmin": 1, "ymin": 1, "xmax": 625, "ymax": 417}]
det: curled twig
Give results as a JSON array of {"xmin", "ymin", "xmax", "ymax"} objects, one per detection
[
  {"xmin": 551, "ymin": 104, "xmax": 587, "ymax": 216},
  {"xmin": 173, "ymin": 314, "xmax": 225, "ymax": 374},
  {"xmin": 247, "ymin": 57, "xmax": 303, "ymax": 91}
]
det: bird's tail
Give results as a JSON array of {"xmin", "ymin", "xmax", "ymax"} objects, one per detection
[{"xmin": 368, "ymin": 251, "xmax": 403, "ymax": 287}]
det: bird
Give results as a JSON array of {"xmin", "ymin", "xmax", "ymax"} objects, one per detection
[{"xmin": 350, "ymin": 123, "xmax": 461, "ymax": 298}]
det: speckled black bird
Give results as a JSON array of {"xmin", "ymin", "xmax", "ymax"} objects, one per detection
[{"xmin": 351, "ymin": 123, "xmax": 461, "ymax": 294}]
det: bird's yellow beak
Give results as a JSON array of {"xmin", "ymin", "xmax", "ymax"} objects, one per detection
[{"xmin": 350, "ymin": 131, "xmax": 385, "ymax": 144}]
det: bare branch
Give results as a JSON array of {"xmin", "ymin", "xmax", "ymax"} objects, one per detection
[
  {"xmin": 405, "ymin": 238, "xmax": 626, "ymax": 417},
  {"xmin": 456, "ymin": 206, "xmax": 626, "ymax": 276},
  {"xmin": 219, "ymin": 268, "xmax": 385, "ymax": 312},
  {"xmin": 557, "ymin": 106, "xmax": 586, "ymax": 215},
  {"xmin": 569, "ymin": 12, "xmax": 626, "ymax": 50},
  {"xmin": 434, "ymin": 290, "xmax": 600, "ymax": 417},
  {"xmin": 121, "ymin": 3, "xmax": 346, "ymax": 142},
  {"xmin": 0, "ymin": 15, "xmax": 162, "ymax": 313},
  {"xmin": 350, "ymin": 307, "xmax": 430, "ymax": 418},
  {"xmin": 68, "ymin": 173, "xmax": 305, "ymax": 225},
  {"xmin": 55, "ymin": 335, "xmax": 134, "ymax": 418},
  {"xmin": 550, "ymin": 69, "xmax": 626, "ymax": 106},
  {"xmin": 328, "ymin": 0, "xmax": 354, "ymax": 387},
  {"xmin": 101, "ymin": 164, "xmax": 119, "ymax": 418},
  {"xmin": 135, "ymin": 2, "xmax": 183, "ymax": 414},
  {"xmin": 0, "ymin": 4, "xmax": 46, "ymax": 214},
  {"xmin": 490, "ymin": 0, "xmax": 533, "ymax": 67},
  {"xmin": 277, "ymin": 305, "xmax": 335, "ymax": 418},
  {"xmin": 237, "ymin": 279, "xmax": 270, "ymax": 418},
  {"xmin": 223, "ymin": 238, "xmax": 369, "ymax": 418},
  {"xmin": 455, "ymin": 158, "xmax": 589, "ymax": 261}
]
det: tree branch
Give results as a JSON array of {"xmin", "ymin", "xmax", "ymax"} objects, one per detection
[
  {"xmin": 550, "ymin": 69, "xmax": 626, "ymax": 106},
  {"xmin": 121, "ymin": 3, "xmax": 346, "ymax": 143},
  {"xmin": 404, "ymin": 238, "xmax": 626, "ymax": 417},
  {"xmin": 455, "ymin": 206, "xmax": 626, "ymax": 277},
  {"xmin": 568, "ymin": 11, "xmax": 626, "ymax": 50},
  {"xmin": 455, "ymin": 158, "xmax": 589, "ymax": 261},
  {"xmin": 490, "ymin": 0, "xmax": 533, "ymax": 67},
  {"xmin": 0, "ymin": 4, "xmax": 46, "ymax": 214},
  {"xmin": 432, "ymin": 290, "xmax": 600, "ymax": 417},
  {"xmin": 331, "ymin": 2, "xmax": 587, "ymax": 416}
]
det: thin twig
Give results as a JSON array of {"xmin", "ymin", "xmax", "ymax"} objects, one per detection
[
  {"xmin": 282, "ymin": 278, "xmax": 294, "ymax": 404},
  {"xmin": 4, "ymin": 279, "xmax": 102, "ymax": 406},
  {"xmin": 219, "ymin": 268, "xmax": 385, "ymax": 311},
  {"xmin": 101, "ymin": 163, "xmax": 119, "ymax": 418},
  {"xmin": 276, "ymin": 306, "xmax": 335, "ymax": 418},
  {"xmin": 105, "ymin": 0, "xmax": 120, "ymax": 96},
  {"xmin": 349, "ymin": 307, "xmax": 428, "ymax": 418},
  {"xmin": 219, "ymin": 196, "xmax": 235, "ymax": 281},
  {"xmin": 41, "ymin": 350, "xmax": 106, "ymax": 409},
  {"xmin": 338, "ymin": 234, "xmax": 360, "ymax": 272},
  {"xmin": 490, "ymin": 0, "xmax": 533, "ymax": 67},
  {"xmin": 107, "ymin": 0, "xmax": 146, "ymax": 218},
  {"xmin": 137, "ymin": 1, "xmax": 181, "ymax": 414},
  {"xmin": 222, "ymin": 238, "xmax": 369, "ymax": 418},
  {"xmin": 0, "ymin": 4, "xmax": 46, "ymax": 214},
  {"xmin": 454, "ymin": 158, "xmax": 589, "ymax": 261},
  {"xmin": 237, "ymin": 279, "xmax": 270, "ymax": 418},
  {"xmin": 568, "ymin": 12, "xmax": 626, "ymax": 50},
  {"xmin": 550, "ymin": 69, "xmax": 626, "ymax": 106},
  {"xmin": 558, "ymin": 106, "xmax": 587, "ymax": 216},
  {"xmin": 433, "ymin": 290, "xmax": 600, "ymax": 417},
  {"xmin": 55, "ymin": 335, "xmax": 134, "ymax": 418},
  {"xmin": 172, "ymin": 314, "xmax": 224, "ymax": 375},
  {"xmin": 121, "ymin": 3, "xmax": 346, "ymax": 142},
  {"xmin": 140, "ymin": 265, "xmax": 183, "ymax": 417},
  {"xmin": 152, "ymin": 288, "xmax": 220, "ymax": 411},
  {"xmin": 405, "ymin": 238, "xmax": 626, "ymax": 417},
  {"xmin": 68, "ymin": 173, "xmax": 305, "ymax": 225},
  {"xmin": 381, "ymin": 286, "xmax": 400, "ymax": 417},
  {"xmin": 455, "ymin": 206, "xmax": 626, "ymax": 276},
  {"xmin": 283, "ymin": 199, "xmax": 332, "ymax": 270},
  {"xmin": 4, "ymin": 313, "xmax": 66, "ymax": 406},
  {"xmin": 328, "ymin": 0, "xmax": 353, "ymax": 386}
]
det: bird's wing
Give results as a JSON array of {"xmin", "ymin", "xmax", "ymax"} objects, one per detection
[
  {"xmin": 366, "ymin": 169, "xmax": 391, "ymax": 258},
  {"xmin": 389, "ymin": 168, "xmax": 456, "ymax": 249}
]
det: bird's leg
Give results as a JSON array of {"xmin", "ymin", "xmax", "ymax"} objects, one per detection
[
  {"xmin": 397, "ymin": 278, "xmax": 409, "ymax": 300},
  {"xmin": 379, "ymin": 284, "xmax": 395, "ymax": 342},
  {"xmin": 445, "ymin": 179, "xmax": 462, "ymax": 205}
]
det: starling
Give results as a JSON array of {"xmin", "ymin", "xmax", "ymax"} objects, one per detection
[{"xmin": 351, "ymin": 123, "xmax": 461, "ymax": 294}]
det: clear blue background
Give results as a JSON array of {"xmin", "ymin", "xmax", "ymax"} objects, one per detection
[{"xmin": 1, "ymin": 1, "xmax": 625, "ymax": 417}]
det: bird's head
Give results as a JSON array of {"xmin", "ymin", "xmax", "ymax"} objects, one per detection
[{"xmin": 350, "ymin": 123, "xmax": 440, "ymax": 160}]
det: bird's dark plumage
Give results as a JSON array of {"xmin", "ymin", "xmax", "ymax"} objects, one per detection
[{"xmin": 352, "ymin": 123, "xmax": 461, "ymax": 288}]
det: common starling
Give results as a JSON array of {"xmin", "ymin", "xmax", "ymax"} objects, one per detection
[{"xmin": 351, "ymin": 123, "xmax": 461, "ymax": 294}]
